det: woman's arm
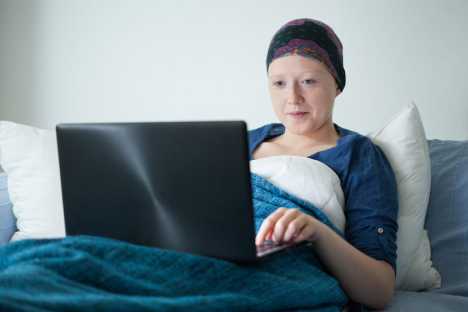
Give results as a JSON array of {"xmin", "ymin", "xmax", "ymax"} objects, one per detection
[
  {"xmin": 312, "ymin": 217, "xmax": 395, "ymax": 310},
  {"xmin": 256, "ymin": 208, "xmax": 395, "ymax": 310}
]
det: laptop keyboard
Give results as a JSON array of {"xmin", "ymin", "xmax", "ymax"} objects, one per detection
[{"xmin": 256, "ymin": 239, "xmax": 301, "ymax": 257}]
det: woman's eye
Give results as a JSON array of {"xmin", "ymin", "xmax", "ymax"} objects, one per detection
[
  {"xmin": 273, "ymin": 81, "xmax": 284, "ymax": 87},
  {"xmin": 303, "ymin": 79, "xmax": 316, "ymax": 85}
]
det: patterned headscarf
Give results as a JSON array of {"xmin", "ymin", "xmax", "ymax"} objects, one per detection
[{"xmin": 266, "ymin": 18, "xmax": 346, "ymax": 91}]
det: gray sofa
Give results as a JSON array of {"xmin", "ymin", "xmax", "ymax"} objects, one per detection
[
  {"xmin": 381, "ymin": 139, "xmax": 468, "ymax": 311},
  {"xmin": 1, "ymin": 139, "xmax": 467, "ymax": 311}
]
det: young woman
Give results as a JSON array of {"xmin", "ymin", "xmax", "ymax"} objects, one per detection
[{"xmin": 250, "ymin": 18, "xmax": 399, "ymax": 310}]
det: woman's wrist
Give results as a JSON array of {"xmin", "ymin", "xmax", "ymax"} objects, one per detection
[{"xmin": 304, "ymin": 215, "xmax": 329, "ymax": 243}]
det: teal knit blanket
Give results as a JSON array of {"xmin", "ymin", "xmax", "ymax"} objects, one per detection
[{"xmin": 0, "ymin": 174, "xmax": 347, "ymax": 311}]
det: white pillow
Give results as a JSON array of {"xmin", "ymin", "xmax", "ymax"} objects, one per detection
[
  {"xmin": 0, "ymin": 121, "xmax": 65, "ymax": 240},
  {"xmin": 368, "ymin": 103, "xmax": 441, "ymax": 291},
  {"xmin": 250, "ymin": 156, "xmax": 346, "ymax": 232}
]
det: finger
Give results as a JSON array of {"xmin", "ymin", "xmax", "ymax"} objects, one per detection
[
  {"xmin": 294, "ymin": 221, "xmax": 317, "ymax": 243},
  {"xmin": 283, "ymin": 216, "xmax": 308, "ymax": 242},
  {"xmin": 272, "ymin": 208, "xmax": 302, "ymax": 243},
  {"xmin": 261, "ymin": 228, "xmax": 274, "ymax": 243},
  {"xmin": 266, "ymin": 229, "xmax": 273, "ymax": 241},
  {"xmin": 256, "ymin": 208, "xmax": 287, "ymax": 244},
  {"xmin": 255, "ymin": 208, "xmax": 288, "ymax": 245}
]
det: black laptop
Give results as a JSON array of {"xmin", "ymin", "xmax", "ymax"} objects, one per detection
[{"xmin": 56, "ymin": 121, "xmax": 301, "ymax": 262}]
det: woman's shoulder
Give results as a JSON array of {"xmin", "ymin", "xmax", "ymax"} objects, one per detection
[
  {"xmin": 335, "ymin": 124, "xmax": 381, "ymax": 154},
  {"xmin": 248, "ymin": 123, "xmax": 282, "ymax": 146},
  {"xmin": 332, "ymin": 125, "xmax": 393, "ymax": 175},
  {"xmin": 248, "ymin": 123, "xmax": 281, "ymax": 138},
  {"xmin": 335, "ymin": 125, "xmax": 395, "ymax": 181},
  {"xmin": 336, "ymin": 124, "xmax": 366, "ymax": 142},
  {"xmin": 247, "ymin": 123, "xmax": 286, "ymax": 160}
]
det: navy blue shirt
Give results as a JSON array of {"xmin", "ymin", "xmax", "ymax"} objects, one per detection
[{"xmin": 248, "ymin": 123, "xmax": 399, "ymax": 273}]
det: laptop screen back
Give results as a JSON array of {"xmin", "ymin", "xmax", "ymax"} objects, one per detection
[{"xmin": 56, "ymin": 121, "xmax": 256, "ymax": 261}]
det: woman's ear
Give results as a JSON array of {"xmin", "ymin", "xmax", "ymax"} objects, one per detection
[
  {"xmin": 334, "ymin": 80, "xmax": 342, "ymax": 97},
  {"xmin": 335, "ymin": 87, "xmax": 342, "ymax": 97}
]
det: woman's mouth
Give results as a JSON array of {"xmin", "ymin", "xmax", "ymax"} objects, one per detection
[{"xmin": 287, "ymin": 112, "xmax": 308, "ymax": 119}]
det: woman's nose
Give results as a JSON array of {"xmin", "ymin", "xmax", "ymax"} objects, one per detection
[{"xmin": 286, "ymin": 83, "xmax": 303, "ymax": 104}]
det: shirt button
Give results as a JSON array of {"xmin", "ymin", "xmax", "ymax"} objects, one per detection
[{"xmin": 377, "ymin": 227, "xmax": 384, "ymax": 234}]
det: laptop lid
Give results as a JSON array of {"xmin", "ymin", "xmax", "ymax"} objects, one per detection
[{"xmin": 56, "ymin": 121, "xmax": 257, "ymax": 262}]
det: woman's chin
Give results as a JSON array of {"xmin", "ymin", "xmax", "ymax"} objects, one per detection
[{"xmin": 284, "ymin": 123, "xmax": 311, "ymax": 135}]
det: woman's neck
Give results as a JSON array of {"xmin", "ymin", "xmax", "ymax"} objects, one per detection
[{"xmin": 279, "ymin": 122, "xmax": 340, "ymax": 149}]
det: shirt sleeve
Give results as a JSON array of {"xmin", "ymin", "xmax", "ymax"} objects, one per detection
[
  {"xmin": 247, "ymin": 124, "xmax": 273, "ymax": 159},
  {"xmin": 343, "ymin": 137, "xmax": 399, "ymax": 274}
]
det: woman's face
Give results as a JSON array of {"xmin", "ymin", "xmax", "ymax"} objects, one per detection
[{"xmin": 268, "ymin": 54, "xmax": 341, "ymax": 136}]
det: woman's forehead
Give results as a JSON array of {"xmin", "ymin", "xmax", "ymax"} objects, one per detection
[{"xmin": 268, "ymin": 55, "xmax": 329, "ymax": 77}]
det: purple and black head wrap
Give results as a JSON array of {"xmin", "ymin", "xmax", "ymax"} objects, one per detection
[{"xmin": 266, "ymin": 18, "xmax": 346, "ymax": 91}]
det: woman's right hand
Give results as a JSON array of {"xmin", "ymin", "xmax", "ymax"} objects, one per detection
[{"xmin": 255, "ymin": 207, "xmax": 324, "ymax": 246}]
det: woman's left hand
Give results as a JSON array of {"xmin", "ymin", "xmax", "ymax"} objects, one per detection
[{"xmin": 255, "ymin": 207, "xmax": 324, "ymax": 246}]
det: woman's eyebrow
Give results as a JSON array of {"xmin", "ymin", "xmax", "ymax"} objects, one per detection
[
  {"xmin": 269, "ymin": 71, "xmax": 323, "ymax": 79},
  {"xmin": 268, "ymin": 74, "xmax": 284, "ymax": 80},
  {"xmin": 299, "ymin": 70, "xmax": 324, "ymax": 76}
]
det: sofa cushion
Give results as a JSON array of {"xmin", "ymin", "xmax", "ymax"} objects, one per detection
[
  {"xmin": 382, "ymin": 290, "xmax": 468, "ymax": 311},
  {"xmin": 425, "ymin": 139, "xmax": 468, "ymax": 297}
]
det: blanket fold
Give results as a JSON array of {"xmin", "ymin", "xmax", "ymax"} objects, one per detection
[{"xmin": 0, "ymin": 174, "xmax": 347, "ymax": 312}]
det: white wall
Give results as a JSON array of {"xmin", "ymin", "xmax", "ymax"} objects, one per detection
[{"xmin": 1, "ymin": 0, "xmax": 467, "ymax": 140}]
